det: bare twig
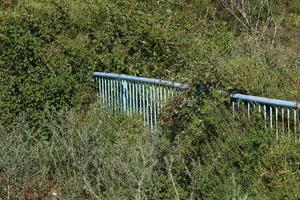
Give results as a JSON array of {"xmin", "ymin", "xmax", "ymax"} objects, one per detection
[
  {"xmin": 165, "ymin": 156, "xmax": 180, "ymax": 200},
  {"xmin": 7, "ymin": 185, "xmax": 10, "ymax": 200},
  {"xmin": 222, "ymin": 0, "xmax": 279, "ymax": 42},
  {"xmin": 83, "ymin": 177, "xmax": 101, "ymax": 200}
]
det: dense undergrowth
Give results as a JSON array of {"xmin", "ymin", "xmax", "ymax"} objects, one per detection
[
  {"xmin": 1, "ymin": 0, "xmax": 300, "ymax": 126},
  {"xmin": 1, "ymin": 103, "xmax": 299, "ymax": 199},
  {"xmin": 0, "ymin": 0, "xmax": 300, "ymax": 199}
]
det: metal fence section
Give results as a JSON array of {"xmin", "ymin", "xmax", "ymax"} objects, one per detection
[
  {"xmin": 231, "ymin": 94, "xmax": 300, "ymax": 140},
  {"xmin": 94, "ymin": 72, "xmax": 188, "ymax": 129},
  {"xmin": 94, "ymin": 72, "xmax": 299, "ymax": 139}
]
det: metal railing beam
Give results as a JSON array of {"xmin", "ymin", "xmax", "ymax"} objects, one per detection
[{"xmin": 94, "ymin": 72, "xmax": 188, "ymax": 90}]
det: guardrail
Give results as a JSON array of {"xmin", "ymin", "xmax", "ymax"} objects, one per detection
[
  {"xmin": 94, "ymin": 72, "xmax": 188, "ymax": 129},
  {"xmin": 94, "ymin": 72, "xmax": 299, "ymax": 139},
  {"xmin": 231, "ymin": 94, "xmax": 300, "ymax": 139}
]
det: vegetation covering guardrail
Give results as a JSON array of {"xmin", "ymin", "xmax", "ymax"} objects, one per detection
[{"xmin": 95, "ymin": 72, "xmax": 300, "ymax": 139}]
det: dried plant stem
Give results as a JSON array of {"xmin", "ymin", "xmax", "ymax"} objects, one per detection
[{"xmin": 165, "ymin": 156, "xmax": 180, "ymax": 200}]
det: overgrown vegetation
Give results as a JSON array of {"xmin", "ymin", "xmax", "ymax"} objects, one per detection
[
  {"xmin": 0, "ymin": 0, "xmax": 299, "ymax": 199},
  {"xmin": 1, "ymin": 103, "xmax": 299, "ymax": 199},
  {"xmin": 1, "ymin": 0, "xmax": 300, "ymax": 127},
  {"xmin": 159, "ymin": 89, "xmax": 300, "ymax": 199}
]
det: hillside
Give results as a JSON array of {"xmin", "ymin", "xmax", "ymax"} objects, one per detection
[{"xmin": 0, "ymin": 0, "xmax": 300, "ymax": 199}]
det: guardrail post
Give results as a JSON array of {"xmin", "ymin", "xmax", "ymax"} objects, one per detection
[{"xmin": 122, "ymin": 80, "xmax": 128, "ymax": 114}]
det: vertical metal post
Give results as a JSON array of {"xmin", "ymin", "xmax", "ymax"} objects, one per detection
[
  {"xmin": 116, "ymin": 80, "xmax": 119, "ymax": 112},
  {"xmin": 122, "ymin": 80, "xmax": 128, "ymax": 114},
  {"xmin": 139, "ymin": 84, "xmax": 143, "ymax": 115},
  {"xmin": 232, "ymin": 101, "xmax": 235, "ymax": 117},
  {"xmin": 247, "ymin": 102, "xmax": 250, "ymax": 119},
  {"xmin": 264, "ymin": 105, "xmax": 267, "ymax": 128},
  {"xmin": 163, "ymin": 87, "xmax": 167, "ymax": 103},
  {"xmin": 153, "ymin": 86, "xmax": 157, "ymax": 126},
  {"xmin": 275, "ymin": 107, "xmax": 278, "ymax": 140},
  {"xmin": 128, "ymin": 82, "xmax": 132, "ymax": 117},
  {"xmin": 108, "ymin": 79, "xmax": 112, "ymax": 109},
  {"xmin": 132, "ymin": 83, "xmax": 136, "ymax": 114},
  {"xmin": 142, "ymin": 84, "xmax": 146, "ymax": 125},
  {"xmin": 112, "ymin": 80, "xmax": 116, "ymax": 111},
  {"xmin": 166, "ymin": 87, "xmax": 170, "ymax": 101},
  {"xmin": 298, "ymin": 110, "xmax": 300, "ymax": 141},
  {"xmin": 104, "ymin": 79, "xmax": 108, "ymax": 106},
  {"xmin": 282, "ymin": 108, "xmax": 285, "ymax": 134},
  {"xmin": 294, "ymin": 109, "xmax": 297, "ymax": 135},
  {"xmin": 96, "ymin": 78, "xmax": 99, "ymax": 97},
  {"xmin": 159, "ymin": 86, "xmax": 163, "ymax": 106},
  {"xmin": 101, "ymin": 78, "xmax": 105, "ymax": 105},
  {"xmin": 113, "ymin": 80, "xmax": 117, "ymax": 111},
  {"xmin": 135, "ymin": 83, "xmax": 139, "ymax": 114},
  {"xmin": 150, "ymin": 85, "xmax": 153, "ymax": 130},
  {"xmin": 146, "ymin": 85, "xmax": 149, "ymax": 126},
  {"xmin": 157, "ymin": 86, "xmax": 161, "ymax": 115},
  {"xmin": 119, "ymin": 81, "xmax": 121, "ymax": 111},
  {"xmin": 270, "ymin": 107, "xmax": 273, "ymax": 129},
  {"xmin": 287, "ymin": 109, "xmax": 290, "ymax": 133},
  {"xmin": 108, "ymin": 79, "xmax": 111, "ymax": 108}
]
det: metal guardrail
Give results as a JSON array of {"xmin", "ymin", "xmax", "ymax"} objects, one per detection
[
  {"xmin": 94, "ymin": 72, "xmax": 299, "ymax": 139},
  {"xmin": 231, "ymin": 94, "xmax": 300, "ymax": 140},
  {"xmin": 94, "ymin": 72, "xmax": 187, "ymax": 129}
]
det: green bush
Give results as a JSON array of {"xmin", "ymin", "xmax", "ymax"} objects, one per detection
[
  {"xmin": 185, "ymin": 42, "xmax": 300, "ymax": 100},
  {"xmin": 0, "ymin": 0, "xmax": 234, "ymax": 128},
  {"xmin": 158, "ymin": 91, "xmax": 300, "ymax": 199},
  {"xmin": 1, "ymin": 0, "xmax": 299, "ymax": 128},
  {"xmin": 0, "ymin": 12, "xmax": 96, "ymax": 127}
]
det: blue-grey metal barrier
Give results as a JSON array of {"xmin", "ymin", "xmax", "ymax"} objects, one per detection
[
  {"xmin": 231, "ymin": 94, "xmax": 300, "ymax": 140},
  {"xmin": 94, "ymin": 72, "xmax": 299, "ymax": 139},
  {"xmin": 94, "ymin": 72, "xmax": 188, "ymax": 129}
]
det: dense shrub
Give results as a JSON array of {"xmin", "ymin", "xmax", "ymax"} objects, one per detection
[
  {"xmin": 158, "ymin": 91, "xmax": 300, "ymax": 199},
  {"xmin": 1, "ymin": 0, "xmax": 299, "ymax": 128},
  {"xmin": 0, "ymin": 0, "xmax": 227, "ymax": 127},
  {"xmin": 185, "ymin": 42, "xmax": 300, "ymax": 100},
  {"xmin": 1, "ymin": 101, "xmax": 299, "ymax": 199},
  {"xmin": 0, "ymin": 0, "xmax": 300, "ymax": 199},
  {"xmin": 0, "ymin": 7, "xmax": 96, "ymax": 127},
  {"xmin": 0, "ymin": 105, "xmax": 154, "ymax": 199}
]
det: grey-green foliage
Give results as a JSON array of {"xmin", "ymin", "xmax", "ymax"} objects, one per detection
[
  {"xmin": 0, "ymin": 105, "xmax": 161, "ymax": 199},
  {"xmin": 1, "ymin": 101, "xmax": 299, "ymax": 199}
]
